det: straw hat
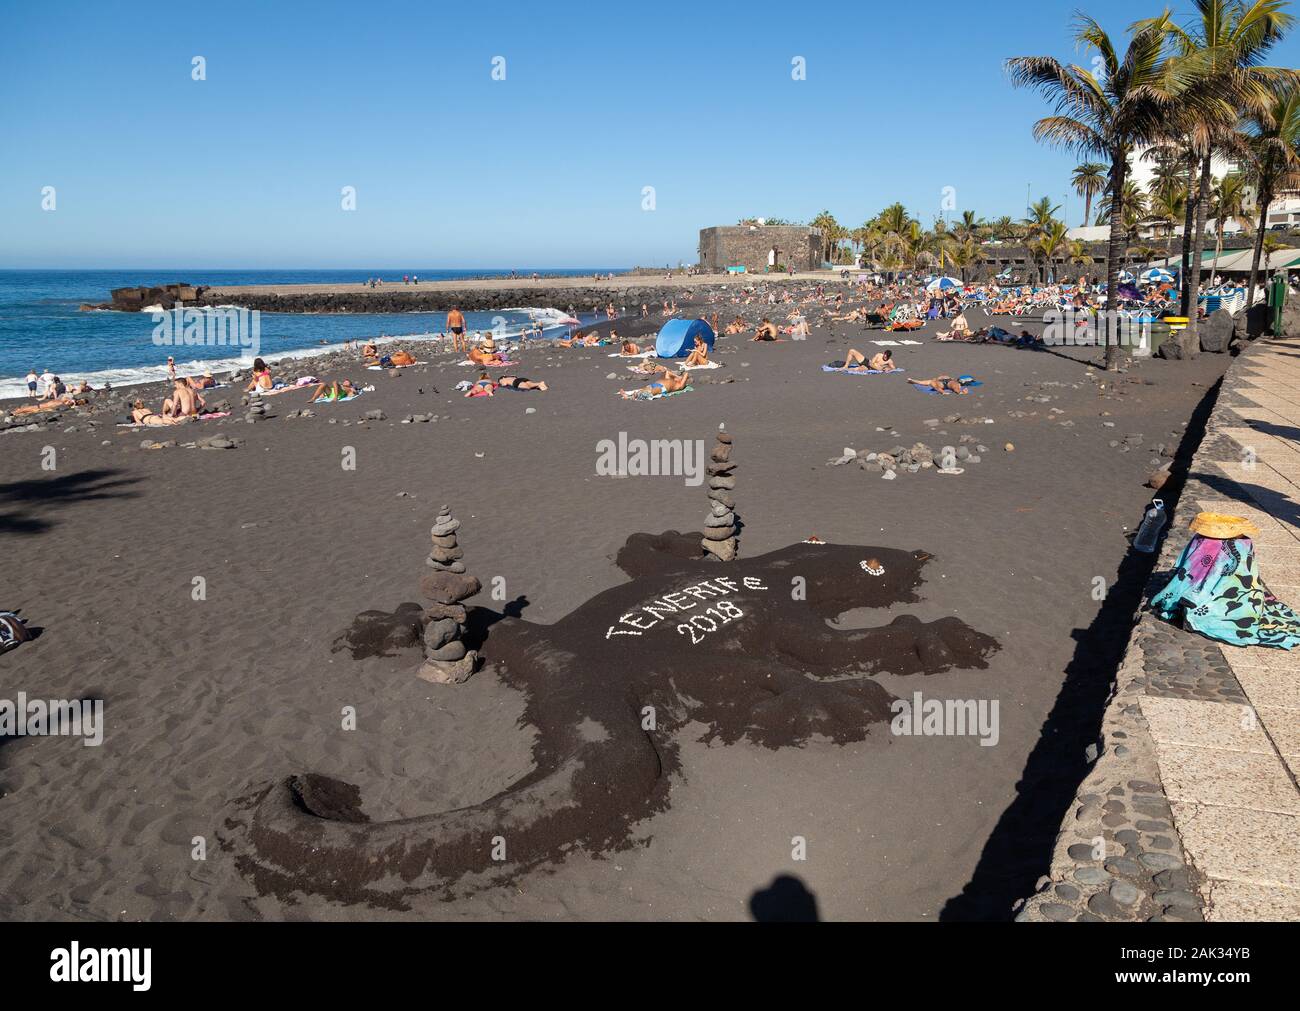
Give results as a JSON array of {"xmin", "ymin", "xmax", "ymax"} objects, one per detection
[{"xmin": 1189, "ymin": 512, "xmax": 1259, "ymax": 539}]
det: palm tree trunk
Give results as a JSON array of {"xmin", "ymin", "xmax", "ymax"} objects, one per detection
[
  {"xmin": 1245, "ymin": 188, "xmax": 1271, "ymax": 326},
  {"xmin": 1084, "ymin": 193, "xmax": 1093, "ymax": 228},
  {"xmin": 1182, "ymin": 154, "xmax": 1213, "ymax": 355},
  {"xmin": 1104, "ymin": 153, "xmax": 1128, "ymax": 369},
  {"xmin": 1178, "ymin": 152, "xmax": 1198, "ymax": 318}
]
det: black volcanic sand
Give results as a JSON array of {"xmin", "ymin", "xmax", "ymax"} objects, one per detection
[
  {"xmin": 0, "ymin": 285, "xmax": 1231, "ymax": 921},
  {"xmin": 227, "ymin": 538, "xmax": 997, "ymax": 907}
]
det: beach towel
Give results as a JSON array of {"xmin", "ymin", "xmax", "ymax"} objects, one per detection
[
  {"xmin": 822, "ymin": 366, "xmax": 905, "ymax": 375},
  {"xmin": 607, "ymin": 350, "xmax": 658, "ymax": 359},
  {"xmin": 912, "ymin": 379, "xmax": 982, "ymax": 394},
  {"xmin": 871, "ymin": 340, "xmax": 900, "ymax": 346},
  {"xmin": 457, "ymin": 359, "xmax": 517, "ymax": 368},
  {"xmin": 1150, "ymin": 533, "xmax": 1300, "ymax": 649}
]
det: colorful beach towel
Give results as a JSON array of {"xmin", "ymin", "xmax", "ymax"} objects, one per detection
[
  {"xmin": 1149, "ymin": 534, "xmax": 1300, "ymax": 649},
  {"xmin": 607, "ymin": 350, "xmax": 658, "ymax": 359},
  {"xmin": 457, "ymin": 359, "xmax": 518, "ymax": 368}
]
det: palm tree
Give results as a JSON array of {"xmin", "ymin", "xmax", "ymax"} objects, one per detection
[
  {"xmin": 1209, "ymin": 172, "xmax": 1253, "ymax": 268},
  {"xmin": 1008, "ymin": 13, "xmax": 1205, "ymax": 367},
  {"xmin": 1150, "ymin": 0, "xmax": 1296, "ymax": 347},
  {"xmin": 1149, "ymin": 186, "xmax": 1189, "ymax": 257},
  {"xmin": 810, "ymin": 210, "xmax": 840, "ymax": 265},
  {"xmin": 1031, "ymin": 220, "xmax": 1071, "ymax": 282},
  {"xmin": 989, "ymin": 215, "xmax": 1018, "ymax": 241},
  {"xmin": 1068, "ymin": 238, "xmax": 1095, "ymax": 269},
  {"xmin": 1072, "ymin": 162, "xmax": 1109, "ymax": 225},
  {"xmin": 1022, "ymin": 196, "xmax": 1063, "ymax": 242},
  {"xmin": 946, "ymin": 237, "xmax": 984, "ymax": 283},
  {"xmin": 1243, "ymin": 84, "xmax": 1300, "ymax": 309}
]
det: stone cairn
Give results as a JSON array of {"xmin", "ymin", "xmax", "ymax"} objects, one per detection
[
  {"xmin": 416, "ymin": 505, "xmax": 481, "ymax": 684},
  {"xmin": 702, "ymin": 428, "xmax": 738, "ymax": 561}
]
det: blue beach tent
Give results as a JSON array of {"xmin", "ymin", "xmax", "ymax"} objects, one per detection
[{"xmin": 655, "ymin": 318, "xmax": 716, "ymax": 358}]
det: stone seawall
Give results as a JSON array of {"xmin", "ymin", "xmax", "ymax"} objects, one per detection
[{"xmin": 189, "ymin": 286, "xmax": 687, "ymax": 315}]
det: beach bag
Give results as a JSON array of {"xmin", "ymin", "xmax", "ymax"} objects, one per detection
[{"xmin": 0, "ymin": 612, "xmax": 30, "ymax": 653}]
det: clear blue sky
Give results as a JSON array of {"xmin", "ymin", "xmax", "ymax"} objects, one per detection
[{"xmin": 2, "ymin": 0, "xmax": 1297, "ymax": 269}]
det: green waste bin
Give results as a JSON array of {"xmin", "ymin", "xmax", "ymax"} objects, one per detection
[{"xmin": 1270, "ymin": 274, "xmax": 1287, "ymax": 336}]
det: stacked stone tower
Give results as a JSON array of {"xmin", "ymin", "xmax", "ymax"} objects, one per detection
[{"xmin": 701, "ymin": 428, "xmax": 738, "ymax": 561}]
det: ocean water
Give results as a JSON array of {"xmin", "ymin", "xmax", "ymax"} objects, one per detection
[{"xmin": 0, "ymin": 269, "xmax": 623, "ymax": 398}]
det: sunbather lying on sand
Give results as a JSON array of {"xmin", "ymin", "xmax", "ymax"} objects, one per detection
[
  {"xmin": 618, "ymin": 339, "xmax": 641, "ymax": 356},
  {"xmin": 724, "ymin": 317, "xmax": 748, "ymax": 335},
  {"xmin": 496, "ymin": 375, "xmax": 547, "ymax": 391},
  {"xmin": 618, "ymin": 367, "xmax": 689, "ymax": 400},
  {"xmin": 307, "ymin": 379, "xmax": 359, "ymax": 403},
  {"xmin": 129, "ymin": 399, "xmax": 187, "ymax": 425},
  {"xmin": 188, "ymin": 372, "xmax": 217, "ymax": 389},
  {"xmin": 908, "ymin": 375, "xmax": 974, "ymax": 395}
]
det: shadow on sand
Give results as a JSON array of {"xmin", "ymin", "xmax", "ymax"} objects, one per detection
[
  {"xmin": 939, "ymin": 376, "xmax": 1222, "ymax": 920},
  {"xmin": 0, "ymin": 468, "xmax": 140, "ymax": 537}
]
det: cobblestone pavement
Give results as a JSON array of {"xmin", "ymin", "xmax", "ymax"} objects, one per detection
[{"xmin": 1018, "ymin": 338, "xmax": 1300, "ymax": 922}]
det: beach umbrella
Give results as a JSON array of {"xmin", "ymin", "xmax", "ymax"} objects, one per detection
[
  {"xmin": 1118, "ymin": 270, "xmax": 1136, "ymax": 282},
  {"xmin": 926, "ymin": 276, "xmax": 963, "ymax": 292},
  {"xmin": 1141, "ymin": 267, "xmax": 1174, "ymax": 285}
]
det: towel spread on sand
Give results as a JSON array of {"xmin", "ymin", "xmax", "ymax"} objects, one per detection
[
  {"xmin": 628, "ymin": 361, "xmax": 722, "ymax": 373},
  {"xmin": 457, "ymin": 359, "xmax": 518, "ymax": 368},
  {"xmin": 821, "ymin": 366, "xmax": 906, "ymax": 375},
  {"xmin": 607, "ymin": 350, "xmax": 658, "ymax": 359},
  {"xmin": 871, "ymin": 340, "xmax": 900, "ymax": 346}
]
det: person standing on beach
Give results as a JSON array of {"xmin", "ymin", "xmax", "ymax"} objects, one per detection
[
  {"xmin": 447, "ymin": 307, "xmax": 467, "ymax": 353},
  {"xmin": 39, "ymin": 369, "xmax": 55, "ymax": 396},
  {"xmin": 26, "ymin": 369, "xmax": 39, "ymax": 397},
  {"xmin": 166, "ymin": 356, "xmax": 176, "ymax": 382}
]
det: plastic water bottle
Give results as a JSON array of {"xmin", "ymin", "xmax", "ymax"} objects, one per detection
[{"xmin": 1133, "ymin": 498, "xmax": 1167, "ymax": 553}]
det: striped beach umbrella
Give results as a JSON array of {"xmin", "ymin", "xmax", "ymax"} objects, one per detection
[
  {"xmin": 1141, "ymin": 267, "xmax": 1175, "ymax": 285},
  {"xmin": 926, "ymin": 276, "xmax": 964, "ymax": 292}
]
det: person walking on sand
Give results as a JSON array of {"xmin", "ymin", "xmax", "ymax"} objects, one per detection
[{"xmin": 447, "ymin": 307, "xmax": 467, "ymax": 353}]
